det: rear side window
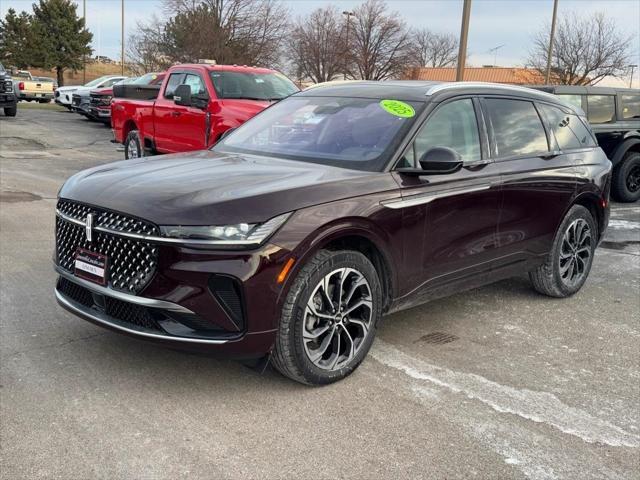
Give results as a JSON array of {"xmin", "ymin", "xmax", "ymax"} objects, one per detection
[
  {"xmin": 164, "ymin": 73, "xmax": 185, "ymax": 99},
  {"xmin": 587, "ymin": 95, "xmax": 616, "ymax": 123},
  {"xmin": 485, "ymin": 98, "xmax": 548, "ymax": 157},
  {"xmin": 558, "ymin": 94, "xmax": 584, "ymax": 111},
  {"xmin": 621, "ymin": 94, "xmax": 640, "ymax": 120},
  {"xmin": 539, "ymin": 104, "xmax": 596, "ymax": 150},
  {"xmin": 410, "ymin": 99, "xmax": 481, "ymax": 163}
]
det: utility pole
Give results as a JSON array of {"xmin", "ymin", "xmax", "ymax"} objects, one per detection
[
  {"xmin": 121, "ymin": 0, "xmax": 125, "ymax": 76},
  {"xmin": 545, "ymin": 0, "xmax": 559, "ymax": 84},
  {"xmin": 456, "ymin": 0, "xmax": 472, "ymax": 82},
  {"xmin": 82, "ymin": 0, "xmax": 86, "ymax": 84},
  {"xmin": 629, "ymin": 65, "xmax": 638, "ymax": 88},
  {"xmin": 342, "ymin": 11, "xmax": 355, "ymax": 81}
]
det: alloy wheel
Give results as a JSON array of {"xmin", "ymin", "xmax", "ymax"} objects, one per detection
[
  {"xmin": 303, "ymin": 268, "xmax": 373, "ymax": 371},
  {"xmin": 127, "ymin": 140, "xmax": 139, "ymax": 159},
  {"xmin": 627, "ymin": 165, "xmax": 640, "ymax": 193},
  {"xmin": 559, "ymin": 218, "xmax": 592, "ymax": 287}
]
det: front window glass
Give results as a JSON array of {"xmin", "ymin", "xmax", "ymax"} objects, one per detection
[
  {"xmin": 485, "ymin": 98, "xmax": 549, "ymax": 157},
  {"xmin": 215, "ymin": 96, "xmax": 423, "ymax": 171},
  {"xmin": 410, "ymin": 99, "xmax": 481, "ymax": 164},
  {"xmin": 184, "ymin": 74, "xmax": 207, "ymax": 96},
  {"xmin": 621, "ymin": 94, "xmax": 640, "ymax": 120},
  {"xmin": 164, "ymin": 73, "xmax": 185, "ymax": 99},
  {"xmin": 210, "ymin": 71, "xmax": 298, "ymax": 101},
  {"xmin": 587, "ymin": 95, "xmax": 616, "ymax": 123}
]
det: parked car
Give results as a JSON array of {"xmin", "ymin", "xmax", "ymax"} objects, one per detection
[
  {"xmin": 54, "ymin": 81, "xmax": 611, "ymax": 384},
  {"xmin": 56, "ymin": 75, "xmax": 127, "ymax": 110},
  {"xmin": 0, "ymin": 62, "xmax": 17, "ymax": 116},
  {"xmin": 11, "ymin": 70, "xmax": 54, "ymax": 103},
  {"xmin": 531, "ymin": 85, "xmax": 639, "ymax": 202},
  {"xmin": 89, "ymin": 73, "xmax": 165, "ymax": 124},
  {"xmin": 111, "ymin": 63, "xmax": 299, "ymax": 159}
]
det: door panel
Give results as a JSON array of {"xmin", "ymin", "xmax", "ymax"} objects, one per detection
[{"xmin": 153, "ymin": 72, "xmax": 186, "ymax": 152}]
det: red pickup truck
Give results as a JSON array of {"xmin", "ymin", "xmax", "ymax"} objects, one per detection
[{"xmin": 111, "ymin": 63, "xmax": 299, "ymax": 158}]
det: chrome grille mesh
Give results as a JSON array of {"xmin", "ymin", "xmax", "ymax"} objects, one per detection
[{"xmin": 55, "ymin": 199, "xmax": 159, "ymax": 294}]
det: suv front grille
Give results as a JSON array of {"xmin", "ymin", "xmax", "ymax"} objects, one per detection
[{"xmin": 55, "ymin": 199, "xmax": 159, "ymax": 294}]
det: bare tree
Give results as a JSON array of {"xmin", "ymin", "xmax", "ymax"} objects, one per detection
[
  {"xmin": 409, "ymin": 29, "xmax": 458, "ymax": 68},
  {"xmin": 126, "ymin": 16, "xmax": 173, "ymax": 75},
  {"xmin": 287, "ymin": 7, "xmax": 346, "ymax": 83},
  {"xmin": 348, "ymin": 0, "xmax": 412, "ymax": 80},
  {"xmin": 528, "ymin": 12, "xmax": 632, "ymax": 85},
  {"xmin": 159, "ymin": 0, "xmax": 288, "ymax": 67}
]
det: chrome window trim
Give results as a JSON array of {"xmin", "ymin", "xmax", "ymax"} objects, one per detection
[
  {"xmin": 55, "ymin": 288, "xmax": 229, "ymax": 345},
  {"xmin": 55, "ymin": 266, "xmax": 193, "ymax": 313},
  {"xmin": 55, "ymin": 209, "xmax": 262, "ymax": 247},
  {"xmin": 381, "ymin": 184, "xmax": 492, "ymax": 209}
]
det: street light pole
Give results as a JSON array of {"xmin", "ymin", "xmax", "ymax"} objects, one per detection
[
  {"xmin": 121, "ymin": 0, "xmax": 125, "ymax": 76},
  {"xmin": 545, "ymin": 0, "xmax": 559, "ymax": 84},
  {"xmin": 342, "ymin": 11, "xmax": 355, "ymax": 81},
  {"xmin": 82, "ymin": 0, "xmax": 86, "ymax": 84},
  {"xmin": 456, "ymin": 0, "xmax": 472, "ymax": 82},
  {"xmin": 629, "ymin": 65, "xmax": 638, "ymax": 88}
]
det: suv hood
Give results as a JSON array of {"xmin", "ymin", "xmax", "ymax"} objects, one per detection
[{"xmin": 59, "ymin": 150, "xmax": 397, "ymax": 225}]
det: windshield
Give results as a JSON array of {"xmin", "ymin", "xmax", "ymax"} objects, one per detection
[
  {"xmin": 214, "ymin": 96, "xmax": 423, "ymax": 172},
  {"xmin": 210, "ymin": 71, "xmax": 298, "ymax": 101},
  {"xmin": 85, "ymin": 76, "xmax": 113, "ymax": 88}
]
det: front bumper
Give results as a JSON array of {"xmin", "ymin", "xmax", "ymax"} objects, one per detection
[
  {"xmin": 90, "ymin": 106, "xmax": 111, "ymax": 122},
  {"xmin": 54, "ymin": 239, "xmax": 290, "ymax": 357},
  {"xmin": 0, "ymin": 93, "xmax": 16, "ymax": 108}
]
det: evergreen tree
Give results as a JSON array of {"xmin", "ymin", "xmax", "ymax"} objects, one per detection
[
  {"xmin": 0, "ymin": 8, "xmax": 34, "ymax": 69},
  {"xmin": 29, "ymin": 0, "xmax": 92, "ymax": 86}
]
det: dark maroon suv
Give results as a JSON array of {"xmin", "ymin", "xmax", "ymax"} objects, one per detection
[{"xmin": 55, "ymin": 81, "xmax": 611, "ymax": 384}]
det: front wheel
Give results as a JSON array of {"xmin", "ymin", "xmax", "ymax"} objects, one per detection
[
  {"xmin": 4, "ymin": 105, "xmax": 17, "ymax": 117},
  {"xmin": 612, "ymin": 152, "xmax": 640, "ymax": 203},
  {"xmin": 272, "ymin": 250, "xmax": 382, "ymax": 385},
  {"xmin": 529, "ymin": 205, "xmax": 597, "ymax": 298}
]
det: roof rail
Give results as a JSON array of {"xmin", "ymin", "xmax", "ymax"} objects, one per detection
[{"xmin": 425, "ymin": 82, "xmax": 557, "ymax": 100}]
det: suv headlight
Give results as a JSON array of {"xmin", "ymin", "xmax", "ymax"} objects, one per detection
[{"xmin": 159, "ymin": 212, "xmax": 291, "ymax": 246}]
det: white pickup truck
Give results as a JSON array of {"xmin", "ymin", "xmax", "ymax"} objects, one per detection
[{"xmin": 12, "ymin": 70, "xmax": 54, "ymax": 103}]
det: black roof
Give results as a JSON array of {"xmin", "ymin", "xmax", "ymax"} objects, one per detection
[{"xmin": 297, "ymin": 80, "xmax": 576, "ymax": 111}]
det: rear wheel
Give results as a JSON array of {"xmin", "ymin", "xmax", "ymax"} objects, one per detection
[
  {"xmin": 4, "ymin": 105, "xmax": 17, "ymax": 117},
  {"xmin": 529, "ymin": 205, "xmax": 597, "ymax": 298},
  {"xmin": 612, "ymin": 152, "xmax": 640, "ymax": 203},
  {"xmin": 272, "ymin": 250, "xmax": 382, "ymax": 385},
  {"xmin": 124, "ymin": 130, "xmax": 144, "ymax": 159}
]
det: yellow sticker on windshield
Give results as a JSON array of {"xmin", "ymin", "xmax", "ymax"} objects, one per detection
[{"xmin": 380, "ymin": 99, "xmax": 415, "ymax": 118}]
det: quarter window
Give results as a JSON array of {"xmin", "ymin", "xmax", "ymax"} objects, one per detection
[
  {"xmin": 409, "ymin": 99, "xmax": 481, "ymax": 164},
  {"xmin": 587, "ymin": 95, "xmax": 616, "ymax": 123},
  {"xmin": 164, "ymin": 73, "xmax": 185, "ymax": 99},
  {"xmin": 539, "ymin": 104, "xmax": 596, "ymax": 149},
  {"xmin": 485, "ymin": 98, "xmax": 548, "ymax": 157},
  {"xmin": 621, "ymin": 94, "xmax": 640, "ymax": 120}
]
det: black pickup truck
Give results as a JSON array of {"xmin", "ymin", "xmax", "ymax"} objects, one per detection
[
  {"xmin": 0, "ymin": 62, "xmax": 18, "ymax": 117},
  {"xmin": 532, "ymin": 85, "xmax": 639, "ymax": 202}
]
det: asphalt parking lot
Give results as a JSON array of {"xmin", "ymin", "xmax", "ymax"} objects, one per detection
[{"xmin": 1, "ymin": 107, "xmax": 639, "ymax": 479}]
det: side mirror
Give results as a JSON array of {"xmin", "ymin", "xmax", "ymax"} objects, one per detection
[
  {"xmin": 397, "ymin": 147, "xmax": 463, "ymax": 176},
  {"xmin": 418, "ymin": 147, "xmax": 463, "ymax": 174},
  {"xmin": 174, "ymin": 84, "xmax": 192, "ymax": 107},
  {"xmin": 97, "ymin": 84, "xmax": 105, "ymax": 88}
]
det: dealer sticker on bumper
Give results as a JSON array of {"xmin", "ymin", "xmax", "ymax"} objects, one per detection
[{"xmin": 74, "ymin": 248, "xmax": 109, "ymax": 285}]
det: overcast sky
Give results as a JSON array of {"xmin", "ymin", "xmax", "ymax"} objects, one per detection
[{"xmin": 3, "ymin": 0, "xmax": 639, "ymax": 86}]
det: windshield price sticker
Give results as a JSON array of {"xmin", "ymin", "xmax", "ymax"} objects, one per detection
[{"xmin": 380, "ymin": 99, "xmax": 415, "ymax": 118}]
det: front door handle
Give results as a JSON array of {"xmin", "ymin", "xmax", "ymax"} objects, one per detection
[{"xmin": 171, "ymin": 111, "xmax": 181, "ymax": 117}]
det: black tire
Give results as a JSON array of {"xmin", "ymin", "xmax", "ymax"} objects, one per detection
[
  {"xmin": 272, "ymin": 249, "xmax": 382, "ymax": 385},
  {"xmin": 529, "ymin": 205, "xmax": 597, "ymax": 298},
  {"xmin": 612, "ymin": 152, "xmax": 640, "ymax": 203},
  {"xmin": 124, "ymin": 130, "xmax": 144, "ymax": 159},
  {"xmin": 4, "ymin": 105, "xmax": 17, "ymax": 117},
  {"xmin": 38, "ymin": 99, "xmax": 49, "ymax": 104}
]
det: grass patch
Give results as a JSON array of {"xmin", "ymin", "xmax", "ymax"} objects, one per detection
[{"xmin": 17, "ymin": 101, "xmax": 67, "ymax": 112}]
